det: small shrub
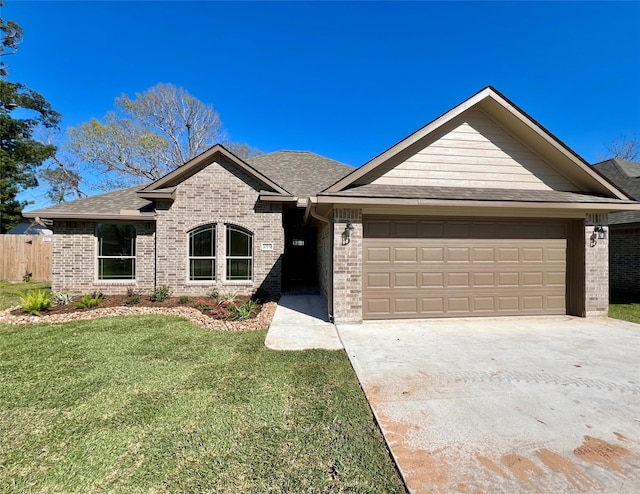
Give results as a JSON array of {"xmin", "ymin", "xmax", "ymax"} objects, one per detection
[
  {"xmin": 76, "ymin": 291, "xmax": 102, "ymax": 309},
  {"xmin": 251, "ymin": 288, "xmax": 270, "ymax": 303},
  {"xmin": 51, "ymin": 291, "xmax": 75, "ymax": 306},
  {"xmin": 22, "ymin": 271, "xmax": 32, "ymax": 283},
  {"xmin": 208, "ymin": 288, "xmax": 220, "ymax": 299},
  {"xmin": 150, "ymin": 285, "xmax": 172, "ymax": 302},
  {"xmin": 218, "ymin": 291, "xmax": 238, "ymax": 304},
  {"xmin": 178, "ymin": 295, "xmax": 191, "ymax": 304},
  {"xmin": 194, "ymin": 298, "xmax": 234, "ymax": 320},
  {"xmin": 125, "ymin": 287, "xmax": 141, "ymax": 305},
  {"xmin": 19, "ymin": 289, "xmax": 52, "ymax": 315},
  {"xmin": 234, "ymin": 299, "xmax": 257, "ymax": 321}
]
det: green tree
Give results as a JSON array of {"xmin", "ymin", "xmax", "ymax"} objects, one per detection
[
  {"xmin": 0, "ymin": 6, "xmax": 61, "ymax": 232},
  {"xmin": 0, "ymin": 83, "xmax": 60, "ymax": 231},
  {"xmin": 0, "ymin": 0, "xmax": 22, "ymax": 77}
]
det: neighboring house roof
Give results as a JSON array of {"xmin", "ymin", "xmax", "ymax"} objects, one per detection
[
  {"xmin": 323, "ymin": 86, "xmax": 628, "ymax": 201},
  {"xmin": 592, "ymin": 158, "xmax": 640, "ymax": 224},
  {"xmin": 247, "ymin": 151, "xmax": 353, "ymax": 198},
  {"xmin": 7, "ymin": 221, "xmax": 53, "ymax": 235}
]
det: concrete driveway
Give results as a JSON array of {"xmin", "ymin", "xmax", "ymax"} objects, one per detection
[{"xmin": 338, "ymin": 316, "xmax": 640, "ymax": 493}]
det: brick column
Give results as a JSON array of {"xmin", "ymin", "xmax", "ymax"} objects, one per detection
[
  {"xmin": 332, "ymin": 208, "xmax": 362, "ymax": 323},
  {"xmin": 585, "ymin": 213, "xmax": 609, "ymax": 317}
]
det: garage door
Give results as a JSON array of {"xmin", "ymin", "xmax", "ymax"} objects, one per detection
[{"xmin": 363, "ymin": 218, "xmax": 567, "ymax": 319}]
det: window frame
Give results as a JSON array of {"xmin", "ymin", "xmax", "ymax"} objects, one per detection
[
  {"xmin": 188, "ymin": 224, "xmax": 217, "ymax": 281},
  {"xmin": 96, "ymin": 223, "xmax": 137, "ymax": 281},
  {"xmin": 225, "ymin": 225, "xmax": 253, "ymax": 282}
]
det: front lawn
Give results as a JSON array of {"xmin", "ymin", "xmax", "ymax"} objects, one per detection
[{"xmin": 0, "ymin": 316, "xmax": 404, "ymax": 493}]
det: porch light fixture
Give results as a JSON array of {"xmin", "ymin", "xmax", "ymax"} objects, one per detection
[
  {"xmin": 342, "ymin": 221, "xmax": 355, "ymax": 245},
  {"xmin": 594, "ymin": 225, "xmax": 606, "ymax": 240}
]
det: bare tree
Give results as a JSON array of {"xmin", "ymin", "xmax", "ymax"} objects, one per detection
[
  {"xmin": 66, "ymin": 83, "xmax": 233, "ymax": 190},
  {"xmin": 606, "ymin": 134, "xmax": 640, "ymax": 161}
]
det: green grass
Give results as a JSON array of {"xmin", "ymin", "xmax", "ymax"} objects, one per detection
[
  {"xmin": 0, "ymin": 315, "xmax": 404, "ymax": 493},
  {"xmin": 608, "ymin": 289, "xmax": 640, "ymax": 324},
  {"xmin": 609, "ymin": 304, "xmax": 640, "ymax": 324},
  {"xmin": 0, "ymin": 281, "xmax": 51, "ymax": 311}
]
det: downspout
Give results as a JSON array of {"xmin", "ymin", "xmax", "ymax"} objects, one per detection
[{"xmin": 307, "ymin": 198, "xmax": 333, "ymax": 322}]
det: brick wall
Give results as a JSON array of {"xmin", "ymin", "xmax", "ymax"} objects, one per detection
[
  {"xmin": 316, "ymin": 220, "xmax": 331, "ymax": 307},
  {"xmin": 51, "ymin": 221, "xmax": 155, "ymax": 295},
  {"xmin": 332, "ymin": 208, "xmax": 362, "ymax": 323},
  {"xmin": 609, "ymin": 226, "xmax": 640, "ymax": 291},
  {"xmin": 155, "ymin": 157, "xmax": 283, "ymax": 295},
  {"xmin": 584, "ymin": 214, "xmax": 609, "ymax": 317}
]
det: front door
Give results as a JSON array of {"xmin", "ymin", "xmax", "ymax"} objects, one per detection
[{"xmin": 283, "ymin": 209, "xmax": 317, "ymax": 291}]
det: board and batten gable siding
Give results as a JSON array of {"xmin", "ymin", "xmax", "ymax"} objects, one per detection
[
  {"xmin": 369, "ymin": 110, "xmax": 580, "ymax": 191},
  {"xmin": 154, "ymin": 157, "xmax": 284, "ymax": 295}
]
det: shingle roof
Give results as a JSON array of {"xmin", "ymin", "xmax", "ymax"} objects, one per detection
[
  {"xmin": 24, "ymin": 185, "xmax": 154, "ymax": 218},
  {"xmin": 592, "ymin": 159, "xmax": 640, "ymax": 224},
  {"xmin": 246, "ymin": 151, "xmax": 353, "ymax": 198},
  {"xmin": 592, "ymin": 159, "xmax": 640, "ymax": 199},
  {"xmin": 320, "ymin": 184, "xmax": 637, "ymax": 204},
  {"xmin": 24, "ymin": 150, "xmax": 354, "ymax": 219}
]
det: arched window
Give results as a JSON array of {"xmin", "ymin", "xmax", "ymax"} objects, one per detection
[
  {"xmin": 226, "ymin": 226, "xmax": 253, "ymax": 281},
  {"xmin": 189, "ymin": 225, "xmax": 216, "ymax": 280}
]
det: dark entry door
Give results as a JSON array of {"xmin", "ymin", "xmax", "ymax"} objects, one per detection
[{"xmin": 283, "ymin": 209, "xmax": 317, "ymax": 291}]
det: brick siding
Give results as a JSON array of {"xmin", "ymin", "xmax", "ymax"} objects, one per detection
[
  {"xmin": 332, "ymin": 208, "xmax": 362, "ymax": 323},
  {"xmin": 316, "ymin": 220, "xmax": 331, "ymax": 306},
  {"xmin": 51, "ymin": 157, "xmax": 284, "ymax": 297},
  {"xmin": 609, "ymin": 226, "xmax": 640, "ymax": 291},
  {"xmin": 584, "ymin": 214, "xmax": 609, "ymax": 317},
  {"xmin": 154, "ymin": 157, "xmax": 283, "ymax": 296},
  {"xmin": 51, "ymin": 221, "xmax": 155, "ymax": 295}
]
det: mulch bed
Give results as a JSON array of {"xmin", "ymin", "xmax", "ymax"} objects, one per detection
[{"xmin": 1, "ymin": 294, "xmax": 280, "ymax": 331}]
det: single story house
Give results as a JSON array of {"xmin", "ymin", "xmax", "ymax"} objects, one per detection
[
  {"xmin": 25, "ymin": 87, "xmax": 640, "ymax": 322},
  {"xmin": 592, "ymin": 158, "xmax": 640, "ymax": 292}
]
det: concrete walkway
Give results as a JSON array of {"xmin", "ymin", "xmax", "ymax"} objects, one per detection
[{"xmin": 265, "ymin": 294, "xmax": 343, "ymax": 350}]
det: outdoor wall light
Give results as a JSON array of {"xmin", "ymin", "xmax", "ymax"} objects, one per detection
[
  {"xmin": 342, "ymin": 221, "xmax": 355, "ymax": 245},
  {"xmin": 594, "ymin": 225, "xmax": 607, "ymax": 240}
]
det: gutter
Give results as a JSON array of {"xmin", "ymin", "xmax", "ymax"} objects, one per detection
[{"xmin": 22, "ymin": 212, "xmax": 157, "ymax": 221}]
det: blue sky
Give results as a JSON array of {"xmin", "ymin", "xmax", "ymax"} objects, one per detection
[{"xmin": 6, "ymin": 0, "xmax": 640, "ymax": 209}]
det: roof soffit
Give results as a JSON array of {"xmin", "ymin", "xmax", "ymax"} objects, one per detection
[{"xmin": 323, "ymin": 87, "xmax": 628, "ymax": 200}]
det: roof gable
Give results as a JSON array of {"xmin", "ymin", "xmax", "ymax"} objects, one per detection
[
  {"xmin": 366, "ymin": 109, "xmax": 580, "ymax": 191},
  {"xmin": 138, "ymin": 144, "xmax": 291, "ymax": 197},
  {"xmin": 325, "ymin": 87, "xmax": 627, "ymax": 200}
]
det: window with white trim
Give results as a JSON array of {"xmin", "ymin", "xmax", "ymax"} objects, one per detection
[
  {"xmin": 189, "ymin": 225, "xmax": 216, "ymax": 280},
  {"xmin": 226, "ymin": 225, "xmax": 253, "ymax": 281},
  {"xmin": 97, "ymin": 224, "xmax": 136, "ymax": 280}
]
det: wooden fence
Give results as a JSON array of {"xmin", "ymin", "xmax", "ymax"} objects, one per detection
[{"xmin": 0, "ymin": 234, "xmax": 52, "ymax": 281}]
